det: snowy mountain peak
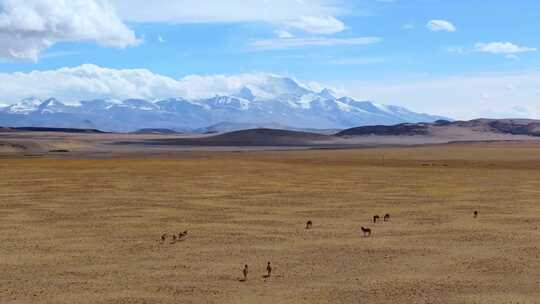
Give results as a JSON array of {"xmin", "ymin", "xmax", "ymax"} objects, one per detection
[
  {"xmin": 243, "ymin": 75, "xmax": 311, "ymax": 100},
  {"xmin": 263, "ymin": 76, "xmax": 310, "ymax": 97},
  {"xmin": 235, "ymin": 87, "xmax": 255, "ymax": 101},
  {"xmin": 319, "ymin": 88, "xmax": 336, "ymax": 99},
  {"xmin": 39, "ymin": 98, "xmax": 63, "ymax": 107},
  {"xmin": 37, "ymin": 98, "xmax": 68, "ymax": 114},
  {"xmin": 4, "ymin": 97, "xmax": 43, "ymax": 114}
]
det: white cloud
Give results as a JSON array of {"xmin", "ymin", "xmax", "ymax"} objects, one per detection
[
  {"xmin": 0, "ymin": 64, "xmax": 317, "ymax": 103},
  {"xmin": 275, "ymin": 30, "xmax": 294, "ymax": 39},
  {"xmin": 343, "ymin": 72, "xmax": 540, "ymax": 120},
  {"xmin": 0, "ymin": 0, "xmax": 139, "ymax": 61},
  {"xmin": 110, "ymin": 0, "xmax": 347, "ymax": 35},
  {"xmin": 157, "ymin": 36, "xmax": 165, "ymax": 43},
  {"xmin": 426, "ymin": 19, "xmax": 456, "ymax": 32},
  {"xmin": 474, "ymin": 42, "xmax": 537, "ymax": 55},
  {"xmin": 251, "ymin": 36, "xmax": 381, "ymax": 50},
  {"xmin": 447, "ymin": 42, "xmax": 537, "ymax": 60},
  {"xmin": 286, "ymin": 16, "xmax": 345, "ymax": 34},
  {"xmin": 0, "ymin": 64, "xmax": 186, "ymax": 102}
]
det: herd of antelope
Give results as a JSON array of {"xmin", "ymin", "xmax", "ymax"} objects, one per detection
[
  {"xmin": 160, "ymin": 230, "xmax": 188, "ymax": 244},
  {"xmin": 158, "ymin": 210, "xmax": 479, "ymax": 281},
  {"xmin": 239, "ymin": 262, "xmax": 273, "ymax": 282}
]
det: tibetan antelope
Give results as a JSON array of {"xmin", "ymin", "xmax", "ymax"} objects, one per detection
[
  {"xmin": 306, "ymin": 220, "xmax": 313, "ymax": 229},
  {"xmin": 383, "ymin": 214, "xmax": 391, "ymax": 222},
  {"xmin": 178, "ymin": 230, "xmax": 188, "ymax": 240},
  {"xmin": 160, "ymin": 233, "xmax": 167, "ymax": 242},
  {"xmin": 242, "ymin": 265, "xmax": 249, "ymax": 281},
  {"xmin": 266, "ymin": 262, "xmax": 272, "ymax": 278},
  {"xmin": 361, "ymin": 227, "xmax": 372, "ymax": 237},
  {"xmin": 170, "ymin": 235, "xmax": 178, "ymax": 244},
  {"xmin": 473, "ymin": 211, "xmax": 478, "ymax": 218},
  {"xmin": 373, "ymin": 215, "xmax": 380, "ymax": 223}
]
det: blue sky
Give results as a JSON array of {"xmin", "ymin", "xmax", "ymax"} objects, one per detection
[{"xmin": 1, "ymin": 0, "xmax": 539, "ymax": 119}]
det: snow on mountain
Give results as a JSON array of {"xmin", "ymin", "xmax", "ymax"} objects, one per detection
[
  {"xmin": 234, "ymin": 87, "xmax": 255, "ymax": 101},
  {"xmin": 319, "ymin": 88, "xmax": 337, "ymax": 100},
  {"xmin": 118, "ymin": 99, "xmax": 160, "ymax": 111},
  {"xmin": 3, "ymin": 97, "xmax": 43, "ymax": 114},
  {"xmin": 37, "ymin": 98, "xmax": 75, "ymax": 114},
  {"xmin": 0, "ymin": 76, "xmax": 449, "ymax": 132}
]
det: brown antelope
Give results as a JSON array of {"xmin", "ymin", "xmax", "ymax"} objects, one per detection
[
  {"xmin": 361, "ymin": 227, "xmax": 372, "ymax": 237},
  {"xmin": 266, "ymin": 262, "xmax": 272, "ymax": 278},
  {"xmin": 473, "ymin": 211, "xmax": 478, "ymax": 218},
  {"xmin": 170, "ymin": 235, "xmax": 178, "ymax": 244},
  {"xmin": 160, "ymin": 233, "xmax": 167, "ymax": 242},
  {"xmin": 383, "ymin": 214, "xmax": 390, "ymax": 222},
  {"xmin": 178, "ymin": 230, "xmax": 188, "ymax": 240},
  {"xmin": 242, "ymin": 265, "xmax": 249, "ymax": 281},
  {"xmin": 306, "ymin": 220, "xmax": 313, "ymax": 229},
  {"xmin": 373, "ymin": 215, "xmax": 380, "ymax": 223}
]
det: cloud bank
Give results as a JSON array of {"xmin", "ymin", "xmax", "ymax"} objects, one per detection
[{"xmin": 0, "ymin": 64, "xmax": 319, "ymax": 103}]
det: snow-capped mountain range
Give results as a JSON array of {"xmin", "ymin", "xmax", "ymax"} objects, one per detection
[{"xmin": 0, "ymin": 76, "xmax": 447, "ymax": 132}]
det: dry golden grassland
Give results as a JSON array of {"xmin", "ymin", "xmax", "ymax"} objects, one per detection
[{"xmin": 2, "ymin": 143, "xmax": 540, "ymax": 303}]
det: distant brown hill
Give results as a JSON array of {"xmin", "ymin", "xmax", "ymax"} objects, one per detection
[
  {"xmin": 336, "ymin": 122, "xmax": 432, "ymax": 136},
  {"xmin": 337, "ymin": 119, "xmax": 540, "ymax": 137},
  {"xmin": 141, "ymin": 128, "xmax": 332, "ymax": 146}
]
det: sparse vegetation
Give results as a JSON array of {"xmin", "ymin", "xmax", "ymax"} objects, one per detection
[{"xmin": 2, "ymin": 143, "xmax": 540, "ymax": 303}]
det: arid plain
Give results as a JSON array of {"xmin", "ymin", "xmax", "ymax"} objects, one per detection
[{"xmin": 2, "ymin": 139, "xmax": 540, "ymax": 303}]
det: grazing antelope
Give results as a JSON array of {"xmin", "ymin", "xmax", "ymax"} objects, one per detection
[
  {"xmin": 473, "ymin": 211, "xmax": 478, "ymax": 218},
  {"xmin": 383, "ymin": 214, "xmax": 391, "ymax": 222},
  {"xmin": 373, "ymin": 215, "xmax": 380, "ymax": 223},
  {"xmin": 242, "ymin": 265, "xmax": 249, "ymax": 281},
  {"xmin": 160, "ymin": 233, "xmax": 168, "ymax": 242},
  {"xmin": 170, "ymin": 235, "xmax": 178, "ymax": 244},
  {"xmin": 305, "ymin": 220, "xmax": 313, "ymax": 229},
  {"xmin": 266, "ymin": 262, "xmax": 272, "ymax": 278},
  {"xmin": 178, "ymin": 230, "xmax": 188, "ymax": 240},
  {"xmin": 361, "ymin": 227, "xmax": 372, "ymax": 237}
]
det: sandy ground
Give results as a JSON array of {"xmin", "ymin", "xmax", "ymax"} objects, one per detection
[{"xmin": 2, "ymin": 142, "xmax": 540, "ymax": 303}]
